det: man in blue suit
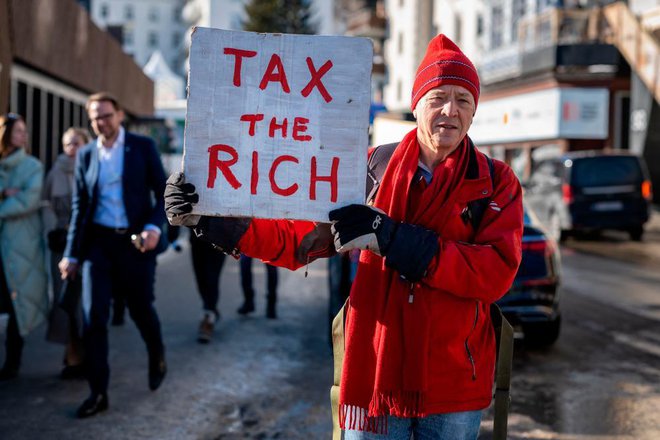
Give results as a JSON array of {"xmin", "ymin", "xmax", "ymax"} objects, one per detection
[{"xmin": 59, "ymin": 92, "xmax": 167, "ymax": 418}]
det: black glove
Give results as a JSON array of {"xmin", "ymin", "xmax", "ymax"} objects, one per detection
[
  {"xmin": 165, "ymin": 172, "xmax": 201, "ymax": 226},
  {"xmin": 328, "ymin": 204, "xmax": 397, "ymax": 256},
  {"xmin": 329, "ymin": 204, "xmax": 439, "ymax": 282}
]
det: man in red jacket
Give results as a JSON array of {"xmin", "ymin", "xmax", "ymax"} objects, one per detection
[{"xmin": 165, "ymin": 34, "xmax": 523, "ymax": 440}]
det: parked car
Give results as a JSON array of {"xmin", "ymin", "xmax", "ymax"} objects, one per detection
[
  {"xmin": 497, "ymin": 206, "xmax": 562, "ymax": 347},
  {"xmin": 327, "ymin": 206, "xmax": 562, "ymax": 347},
  {"xmin": 524, "ymin": 150, "xmax": 653, "ymax": 241}
]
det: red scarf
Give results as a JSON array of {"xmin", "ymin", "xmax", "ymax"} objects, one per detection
[{"xmin": 339, "ymin": 128, "xmax": 470, "ymax": 432}]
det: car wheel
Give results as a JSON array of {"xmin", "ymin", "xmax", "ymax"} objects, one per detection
[
  {"xmin": 629, "ymin": 226, "xmax": 644, "ymax": 242},
  {"xmin": 524, "ymin": 316, "xmax": 561, "ymax": 348}
]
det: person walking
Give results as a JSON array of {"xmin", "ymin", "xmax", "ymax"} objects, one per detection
[
  {"xmin": 43, "ymin": 127, "xmax": 90, "ymax": 379},
  {"xmin": 189, "ymin": 231, "xmax": 226, "ymax": 342},
  {"xmin": 166, "ymin": 34, "xmax": 524, "ymax": 439},
  {"xmin": 59, "ymin": 92, "xmax": 168, "ymax": 418},
  {"xmin": 0, "ymin": 113, "xmax": 48, "ymax": 380},
  {"xmin": 237, "ymin": 256, "xmax": 278, "ymax": 319}
]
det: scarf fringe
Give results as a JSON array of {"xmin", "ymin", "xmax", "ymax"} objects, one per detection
[
  {"xmin": 338, "ymin": 391, "xmax": 425, "ymax": 435},
  {"xmin": 338, "ymin": 404, "xmax": 388, "ymax": 434},
  {"xmin": 369, "ymin": 390, "xmax": 425, "ymax": 418}
]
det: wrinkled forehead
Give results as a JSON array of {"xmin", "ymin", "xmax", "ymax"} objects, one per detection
[{"xmin": 423, "ymin": 84, "xmax": 474, "ymax": 100}]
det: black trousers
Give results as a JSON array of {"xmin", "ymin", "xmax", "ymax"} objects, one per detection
[
  {"xmin": 81, "ymin": 225, "xmax": 164, "ymax": 395},
  {"xmin": 239, "ymin": 256, "xmax": 278, "ymax": 303},
  {"xmin": 0, "ymin": 255, "xmax": 23, "ymax": 370},
  {"xmin": 189, "ymin": 233, "xmax": 226, "ymax": 314}
]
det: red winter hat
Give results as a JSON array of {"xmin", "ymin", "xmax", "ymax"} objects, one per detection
[{"xmin": 411, "ymin": 34, "xmax": 480, "ymax": 111}]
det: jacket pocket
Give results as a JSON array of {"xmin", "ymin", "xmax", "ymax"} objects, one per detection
[{"xmin": 464, "ymin": 301, "xmax": 479, "ymax": 381}]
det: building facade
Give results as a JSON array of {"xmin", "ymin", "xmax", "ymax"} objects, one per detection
[
  {"xmin": 380, "ymin": 0, "xmax": 660, "ymax": 200},
  {"xmin": 0, "ymin": 0, "xmax": 154, "ymax": 170},
  {"xmin": 90, "ymin": 0, "xmax": 189, "ymax": 76}
]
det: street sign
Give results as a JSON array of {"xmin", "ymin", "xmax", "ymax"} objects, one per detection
[{"xmin": 184, "ymin": 27, "xmax": 372, "ymax": 222}]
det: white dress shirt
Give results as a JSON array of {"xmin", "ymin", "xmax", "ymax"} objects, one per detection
[{"xmin": 93, "ymin": 127, "xmax": 129, "ymax": 228}]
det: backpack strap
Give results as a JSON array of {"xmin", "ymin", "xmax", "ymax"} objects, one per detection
[
  {"xmin": 464, "ymin": 155, "xmax": 495, "ymax": 230},
  {"xmin": 365, "ymin": 142, "xmax": 398, "ymax": 205}
]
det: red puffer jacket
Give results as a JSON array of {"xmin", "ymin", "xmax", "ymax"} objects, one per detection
[{"xmin": 235, "ymin": 145, "xmax": 523, "ymax": 415}]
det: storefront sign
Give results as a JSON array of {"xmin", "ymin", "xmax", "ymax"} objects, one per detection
[{"xmin": 469, "ymin": 88, "xmax": 609, "ymax": 145}]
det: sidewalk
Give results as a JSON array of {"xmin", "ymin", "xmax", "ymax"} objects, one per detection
[{"xmin": 0, "ymin": 239, "xmax": 333, "ymax": 439}]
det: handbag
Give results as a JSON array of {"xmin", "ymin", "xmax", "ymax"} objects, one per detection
[{"xmin": 58, "ymin": 277, "xmax": 82, "ymax": 318}]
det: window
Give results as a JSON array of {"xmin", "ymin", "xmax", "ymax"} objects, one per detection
[
  {"xmin": 124, "ymin": 29, "xmax": 134, "ymax": 46},
  {"xmin": 398, "ymin": 32, "xmax": 403, "ymax": 54},
  {"xmin": 454, "ymin": 14, "xmax": 462, "ymax": 44},
  {"xmin": 100, "ymin": 3, "xmax": 108, "ymax": 19},
  {"xmin": 477, "ymin": 14, "xmax": 484, "ymax": 36},
  {"xmin": 148, "ymin": 32, "xmax": 159, "ymax": 48},
  {"xmin": 124, "ymin": 5, "xmax": 133, "ymax": 20},
  {"xmin": 172, "ymin": 32, "xmax": 181, "ymax": 49},
  {"xmin": 149, "ymin": 7, "xmax": 159, "ymax": 22},
  {"xmin": 511, "ymin": 0, "xmax": 526, "ymax": 42},
  {"xmin": 491, "ymin": 6, "xmax": 503, "ymax": 49},
  {"xmin": 396, "ymin": 79, "xmax": 402, "ymax": 102}
]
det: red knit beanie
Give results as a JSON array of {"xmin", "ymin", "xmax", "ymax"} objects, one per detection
[{"xmin": 411, "ymin": 34, "xmax": 480, "ymax": 111}]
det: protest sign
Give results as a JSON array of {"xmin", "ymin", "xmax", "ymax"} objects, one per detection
[{"xmin": 184, "ymin": 27, "xmax": 373, "ymax": 222}]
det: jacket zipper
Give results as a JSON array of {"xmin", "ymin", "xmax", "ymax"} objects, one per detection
[
  {"xmin": 464, "ymin": 302, "xmax": 479, "ymax": 381},
  {"xmin": 408, "ymin": 282, "xmax": 415, "ymax": 304}
]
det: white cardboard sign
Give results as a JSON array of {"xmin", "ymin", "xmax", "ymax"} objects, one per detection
[{"xmin": 183, "ymin": 27, "xmax": 372, "ymax": 222}]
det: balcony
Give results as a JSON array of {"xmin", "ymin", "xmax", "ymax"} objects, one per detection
[{"xmin": 480, "ymin": 7, "xmax": 623, "ymax": 86}]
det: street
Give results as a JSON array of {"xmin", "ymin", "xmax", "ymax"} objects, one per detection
[{"xmin": 1, "ymin": 218, "xmax": 660, "ymax": 439}]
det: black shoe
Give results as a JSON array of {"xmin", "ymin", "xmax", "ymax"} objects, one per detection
[
  {"xmin": 237, "ymin": 300, "xmax": 255, "ymax": 315},
  {"xmin": 76, "ymin": 393, "xmax": 108, "ymax": 418},
  {"xmin": 60, "ymin": 364, "xmax": 85, "ymax": 380},
  {"xmin": 148, "ymin": 353, "xmax": 167, "ymax": 391},
  {"xmin": 0, "ymin": 366, "xmax": 18, "ymax": 381}
]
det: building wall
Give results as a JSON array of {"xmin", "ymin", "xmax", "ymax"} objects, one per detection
[
  {"xmin": 2, "ymin": 0, "xmax": 155, "ymax": 169},
  {"xmin": 11, "ymin": 0, "xmax": 153, "ymax": 116},
  {"xmin": 0, "ymin": 0, "xmax": 11, "ymax": 113}
]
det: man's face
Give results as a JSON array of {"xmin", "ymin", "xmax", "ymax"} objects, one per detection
[
  {"xmin": 87, "ymin": 100, "xmax": 124, "ymax": 142},
  {"xmin": 413, "ymin": 84, "xmax": 475, "ymax": 158}
]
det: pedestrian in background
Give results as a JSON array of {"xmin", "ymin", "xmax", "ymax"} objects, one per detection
[
  {"xmin": 59, "ymin": 92, "xmax": 168, "ymax": 418},
  {"xmin": 165, "ymin": 34, "xmax": 524, "ymax": 439},
  {"xmin": 42, "ymin": 127, "xmax": 90, "ymax": 379},
  {"xmin": 238, "ymin": 256, "xmax": 278, "ymax": 319},
  {"xmin": 189, "ymin": 231, "xmax": 226, "ymax": 342},
  {"xmin": 0, "ymin": 113, "xmax": 48, "ymax": 381}
]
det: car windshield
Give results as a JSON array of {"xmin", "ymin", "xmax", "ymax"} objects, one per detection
[{"xmin": 571, "ymin": 156, "xmax": 643, "ymax": 187}]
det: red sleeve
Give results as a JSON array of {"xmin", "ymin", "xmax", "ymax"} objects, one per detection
[
  {"xmin": 237, "ymin": 218, "xmax": 320, "ymax": 270},
  {"xmin": 423, "ymin": 164, "xmax": 524, "ymax": 303}
]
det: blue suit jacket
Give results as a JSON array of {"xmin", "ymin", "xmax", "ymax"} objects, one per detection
[{"xmin": 64, "ymin": 131, "xmax": 167, "ymax": 260}]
